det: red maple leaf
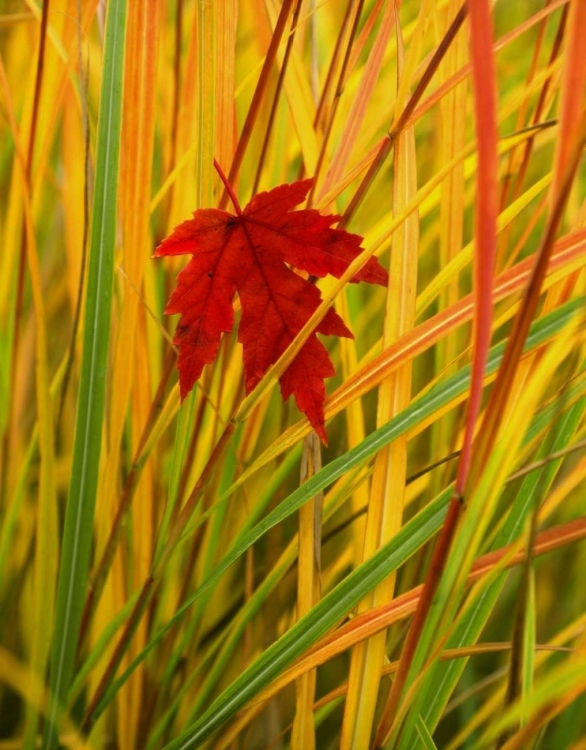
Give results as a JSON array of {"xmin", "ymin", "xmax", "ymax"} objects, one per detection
[{"xmin": 154, "ymin": 175, "xmax": 388, "ymax": 443}]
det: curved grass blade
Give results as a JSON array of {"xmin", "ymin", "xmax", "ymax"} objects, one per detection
[{"xmin": 41, "ymin": 1, "xmax": 128, "ymax": 746}]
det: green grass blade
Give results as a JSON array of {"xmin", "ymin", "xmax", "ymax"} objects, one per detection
[
  {"xmin": 41, "ymin": 1, "xmax": 128, "ymax": 745},
  {"xmin": 416, "ymin": 715, "xmax": 439, "ymax": 749}
]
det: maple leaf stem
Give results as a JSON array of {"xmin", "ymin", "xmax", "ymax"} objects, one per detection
[{"xmin": 214, "ymin": 157, "xmax": 243, "ymax": 215}]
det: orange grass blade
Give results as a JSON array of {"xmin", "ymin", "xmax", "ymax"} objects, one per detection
[
  {"xmin": 215, "ymin": 0, "xmax": 237, "ymax": 168},
  {"xmin": 307, "ymin": 0, "xmax": 365, "ymax": 203},
  {"xmin": 261, "ymin": 0, "xmax": 320, "ymax": 181},
  {"xmin": 430, "ymin": 0, "xmax": 467, "ymax": 498},
  {"xmin": 542, "ymin": 0, "xmax": 586, "ymax": 311},
  {"xmin": 0, "ymin": 21, "xmax": 59, "ymax": 748},
  {"xmin": 497, "ymin": 5, "xmax": 568, "ymax": 271},
  {"xmin": 551, "ymin": 1, "xmax": 586, "ymax": 202}
]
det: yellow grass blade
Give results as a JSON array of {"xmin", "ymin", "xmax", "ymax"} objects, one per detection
[
  {"xmin": 0, "ymin": 44, "xmax": 57, "ymax": 749},
  {"xmin": 341, "ymin": 9, "xmax": 420, "ymax": 745}
]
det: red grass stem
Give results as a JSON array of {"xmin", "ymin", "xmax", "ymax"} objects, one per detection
[
  {"xmin": 218, "ymin": 0, "xmax": 295, "ymax": 210},
  {"xmin": 252, "ymin": 0, "xmax": 303, "ymax": 195},
  {"xmin": 454, "ymin": 0, "xmax": 498, "ymax": 496}
]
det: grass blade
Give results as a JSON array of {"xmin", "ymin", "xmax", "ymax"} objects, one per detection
[{"xmin": 41, "ymin": 1, "xmax": 128, "ymax": 745}]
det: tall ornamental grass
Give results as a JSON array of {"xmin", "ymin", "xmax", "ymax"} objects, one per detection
[{"xmin": 1, "ymin": 1, "xmax": 585, "ymax": 748}]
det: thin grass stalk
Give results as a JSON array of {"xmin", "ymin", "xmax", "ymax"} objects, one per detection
[
  {"xmin": 41, "ymin": 1, "xmax": 128, "ymax": 744},
  {"xmin": 541, "ymin": 0, "xmax": 586, "ymax": 312},
  {"xmin": 317, "ymin": 0, "xmax": 394, "ymax": 206},
  {"xmin": 550, "ymin": 1, "xmax": 586, "ymax": 203},
  {"xmin": 56, "ymin": 0, "xmax": 92, "ymax": 427},
  {"xmin": 0, "ymin": 0, "xmax": 48, "ymax": 518},
  {"xmin": 19, "ymin": 124, "xmax": 57, "ymax": 750},
  {"xmin": 78, "ymin": 350, "xmax": 176, "ymax": 649},
  {"xmin": 252, "ymin": 0, "xmax": 303, "ymax": 194},
  {"xmin": 7, "ymin": 0, "xmax": 50, "ymax": 460},
  {"xmin": 0, "ymin": 27, "xmax": 58, "ymax": 748},
  {"xmin": 311, "ymin": 0, "xmax": 356, "ymax": 136},
  {"xmin": 215, "ymin": 0, "xmax": 237, "ymax": 166},
  {"xmin": 497, "ymin": 510, "xmax": 538, "ymax": 747},
  {"xmin": 429, "ymin": 0, "xmax": 467, "ymax": 501},
  {"xmin": 168, "ymin": 0, "xmax": 184, "ymax": 180},
  {"xmin": 497, "ymin": 5, "xmax": 567, "ymax": 272}
]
